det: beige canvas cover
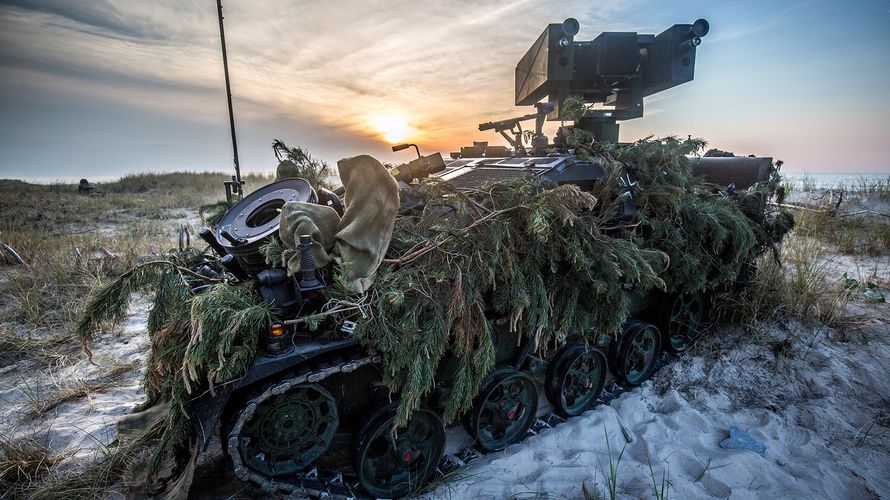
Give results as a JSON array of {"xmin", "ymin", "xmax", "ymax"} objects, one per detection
[{"xmin": 278, "ymin": 154, "xmax": 399, "ymax": 293}]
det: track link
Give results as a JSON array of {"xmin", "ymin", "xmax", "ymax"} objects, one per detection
[
  {"xmin": 227, "ymin": 354, "xmax": 380, "ymax": 498},
  {"xmin": 228, "ymin": 351, "xmax": 677, "ymax": 499}
]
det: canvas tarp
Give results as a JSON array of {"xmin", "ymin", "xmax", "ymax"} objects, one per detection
[{"xmin": 279, "ymin": 154, "xmax": 399, "ymax": 293}]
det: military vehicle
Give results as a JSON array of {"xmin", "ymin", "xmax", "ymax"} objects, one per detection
[{"xmin": 187, "ymin": 17, "xmax": 776, "ymax": 498}]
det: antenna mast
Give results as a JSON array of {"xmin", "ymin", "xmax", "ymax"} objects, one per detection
[{"xmin": 216, "ymin": 0, "xmax": 243, "ymax": 201}]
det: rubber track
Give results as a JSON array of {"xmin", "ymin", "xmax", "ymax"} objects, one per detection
[{"xmin": 232, "ymin": 351, "xmax": 678, "ymax": 499}]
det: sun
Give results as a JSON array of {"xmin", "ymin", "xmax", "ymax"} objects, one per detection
[{"xmin": 369, "ymin": 115, "xmax": 412, "ymax": 144}]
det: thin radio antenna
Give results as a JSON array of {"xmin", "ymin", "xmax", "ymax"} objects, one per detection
[{"xmin": 216, "ymin": 0, "xmax": 243, "ymax": 201}]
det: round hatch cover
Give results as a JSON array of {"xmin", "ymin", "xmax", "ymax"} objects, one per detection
[{"xmin": 216, "ymin": 178, "xmax": 317, "ymax": 249}]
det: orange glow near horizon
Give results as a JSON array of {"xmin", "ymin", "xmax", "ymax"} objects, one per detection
[{"xmin": 368, "ymin": 115, "xmax": 414, "ymax": 144}]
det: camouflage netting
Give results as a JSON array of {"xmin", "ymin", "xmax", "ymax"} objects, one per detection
[
  {"xmin": 612, "ymin": 138, "xmax": 758, "ymax": 294},
  {"xmin": 76, "ymin": 255, "xmax": 274, "ymax": 492},
  {"xmin": 76, "ymin": 135, "xmax": 792, "ymax": 494},
  {"xmin": 363, "ymin": 135, "xmax": 793, "ymax": 425},
  {"xmin": 272, "ymin": 138, "xmax": 334, "ymax": 188},
  {"xmin": 353, "ymin": 177, "xmax": 666, "ymax": 424}
]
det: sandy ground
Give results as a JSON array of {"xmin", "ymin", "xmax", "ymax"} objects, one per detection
[
  {"xmin": 0, "ymin": 298, "xmax": 149, "ymax": 468},
  {"xmin": 1, "ymin": 194, "xmax": 887, "ymax": 499},
  {"xmin": 424, "ymin": 304, "xmax": 889, "ymax": 499}
]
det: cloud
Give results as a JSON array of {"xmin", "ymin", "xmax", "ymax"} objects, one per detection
[
  {"xmin": 1, "ymin": 0, "xmax": 708, "ymax": 175},
  {"xmin": 0, "ymin": 0, "xmax": 639, "ymax": 140},
  {"xmin": 0, "ymin": 0, "xmax": 168, "ymax": 40}
]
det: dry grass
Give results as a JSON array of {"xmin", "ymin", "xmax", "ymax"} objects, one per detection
[
  {"xmin": 13, "ymin": 422, "xmax": 166, "ymax": 500},
  {"xmin": 0, "ymin": 172, "xmax": 246, "ymax": 498},
  {"xmin": 0, "ymin": 172, "xmax": 256, "ymax": 339},
  {"xmin": 21, "ymin": 360, "xmax": 143, "ymax": 420},
  {"xmin": 782, "ymin": 174, "xmax": 889, "ymax": 256},
  {"xmin": 830, "ymin": 177, "xmax": 890, "ymax": 199},
  {"xmin": 721, "ymin": 233, "xmax": 867, "ymax": 342},
  {"xmin": 793, "ymin": 209, "xmax": 890, "ymax": 256},
  {"xmin": 0, "ymin": 172, "xmax": 273, "ymax": 230},
  {"xmin": 0, "ymin": 432, "xmax": 66, "ymax": 496},
  {"xmin": 788, "ymin": 174, "xmax": 890, "ymax": 198},
  {"xmin": 725, "ymin": 175, "xmax": 888, "ymax": 342},
  {"xmin": 0, "ymin": 326, "xmax": 75, "ymax": 368},
  {"xmin": 781, "ymin": 236, "xmax": 858, "ymax": 327}
]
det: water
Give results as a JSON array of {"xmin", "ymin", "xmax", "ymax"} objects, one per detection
[{"xmin": 781, "ymin": 172, "xmax": 890, "ymax": 190}]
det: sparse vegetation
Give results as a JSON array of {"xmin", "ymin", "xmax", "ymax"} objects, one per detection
[
  {"xmin": 647, "ymin": 453, "xmax": 670, "ymax": 500},
  {"xmin": 720, "ymin": 170, "xmax": 888, "ymax": 340},
  {"xmin": 0, "ymin": 326, "xmax": 73, "ymax": 368},
  {"xmin": 24, "ymin": 360, "xmax": 141, "ymax": 419},
  {"xmin": 853, "ymin": 417, "xmax": 888, "ymax": 449},
  {"xmin": 782, "ymin": 173, "xmax": 890, "ymax": 198},
  {"xmin": 0, "ymin": 432, "xmax": 64, "ymax": 495},
  {"xmin": 721, "ymin": 233, "xmax": 865, "ymax": 342},
  {"xmin": 600, "ymin": 425, "xmax": 626, "ymax": 500},
  {"xmin": 20, "ymin": 422, "xmax": 165, "ymax": 500},
  {"xmin": 581, "ymin": 481, "xmax": 600, "ymax": 500},
  {"xmin": 0, "ymin": 173, "xmax": 274, "ymax": 332},
  {"xmin": 783, "ymin": 236, "xmax": 859, "ymax": 327},
  {"xmin": 0, "ymin": 172, "xmax": 243, "ymax": 498},
  {"xmin": 799, "ymin": 173, "xmax": 817, "ymax": 192},
  {"xmin": 793, "ymin": 209, "xmax": 890, "ymax": 256}
]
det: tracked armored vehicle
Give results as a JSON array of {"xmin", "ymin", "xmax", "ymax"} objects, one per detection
[{"xmin": 186, "ymin": 17, "xmax": 780, "ymax": 498}]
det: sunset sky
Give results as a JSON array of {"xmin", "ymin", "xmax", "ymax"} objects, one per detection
[{"xmin": 0, "ymin": 0, "xmax": 888, "ymax": 181}]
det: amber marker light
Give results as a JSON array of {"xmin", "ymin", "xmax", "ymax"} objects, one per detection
[{"xmin": 270, "ymin": 322, "xmax": 286, "ymax": 337}]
